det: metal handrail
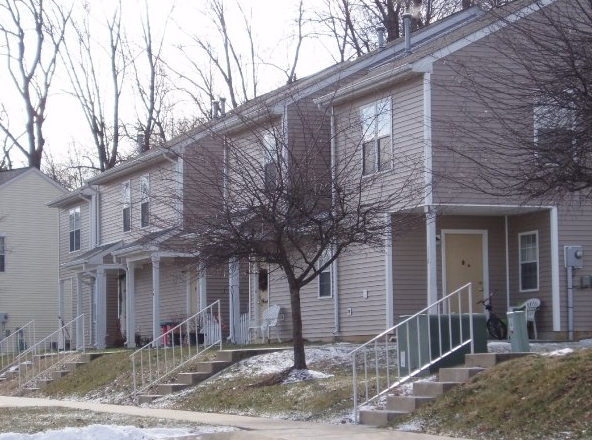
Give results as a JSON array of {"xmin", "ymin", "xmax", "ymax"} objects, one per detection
[
  {"xmin": 130, "ymin": 300, "xmax": 222, "ymax": 397},
  {"xmin": 0, "ymin": 320, "xmax": 35, "ymax": 376},
  {"xmin": 18, "ymin": 315, "xmax": 85, "ymax": 391},
  {"xmin": 350, "ymin": 283, "xmax": 475, "ymax": 422}
]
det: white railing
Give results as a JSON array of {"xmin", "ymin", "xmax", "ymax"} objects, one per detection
[
  {"xmin": 0, "ymin": 320, "xmax": 35, "ymax": 376},
  {"xmin": 130, "ymin": 300, "xmax": 222, "ymax": 396},
  {"xmin": 18, "ymin": 315, "xmax": 85, "ymax": 391},
  {"xmin": 235, "ymin": 313, "xmax": 250, "ymax": 345},
  {"xmin": 350, "ymin": 283, "xmax": 476, "ymax": 422}
]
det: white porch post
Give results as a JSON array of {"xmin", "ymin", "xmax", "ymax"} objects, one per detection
[
  {"xmin": 426, "ymin": 207, "xmax": 438, "ymax": 308},
  {"xmin": 152, "ymin": 254, "xmax": 161, "ymax": 347},
  {"xmin": 385, "ymin": 213, "xmax": 394, "ymax": 328},
  {"xmin": 76, "ymin": 274, "xmax": 84, "ymax": 347},
  {"xmin": 229, "ymin": 258, "xmax": 240, "ymax": 343},
  {"xmin": 199, "ymin": 268, "xmax": 207, "ymax": 311},
  {"xmin": 550, "ymin": 207, "xmax": 560, "ymax": 331},
  {"xmin": 58, "ymin": 279, "xmax": 65, "ymax": 325},
  {"xmin": 126, "ymin": 261, "xmax": 136, "ymax": 348},
  {"xmin": 96, "ymin": 267, "xmax": 106, "ymax": 349}
]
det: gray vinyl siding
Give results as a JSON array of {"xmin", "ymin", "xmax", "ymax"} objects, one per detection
[
  {"xmin": 134, "ymin": 264, "xmax": 153, "ymax": 340},
  {"xmin": 105, "ymin": 273, "xmax": 120, "ymax": 346},
  {"xmin": 267, "ymin": 269, "xmax": 292, "ymax": 341},
  {"xmin": 99, "ymin": 160, "xmax": 179, "ymax": 245},
  {"xmin": 58, "ymin": 200, "xmax": 90, "ymax": 280}
]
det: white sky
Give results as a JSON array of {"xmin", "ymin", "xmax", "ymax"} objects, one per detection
[{"xmin": 3, "ymin": 0, "xmax": 335, "ymax": 167}]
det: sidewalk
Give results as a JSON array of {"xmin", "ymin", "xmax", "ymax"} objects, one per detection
[{"xmin": 0, "ymin": 396, "xmax": 469, "ymax": 440}]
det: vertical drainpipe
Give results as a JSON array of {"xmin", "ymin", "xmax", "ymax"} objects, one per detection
[
  {"xmin": 385, "ymin": 214, "xmax": 394, "ymax": 328},
  {"xmin": 505, "ymin": 216, "xmax": 510, "ymax": 308},
  {"xmin": 550, "ymin": 207, "xmax": 560, "ymax": 332},
  {"xmin": 126, "ymin": 261, "xmax": 136, "ymax": 348},
  {"xmin": 423, "ymin": 71, "xmax": 438, "ymax": 307},
  {"xmin": 330, "ymin": 106, "xmax": 340, "ymax": 334}
]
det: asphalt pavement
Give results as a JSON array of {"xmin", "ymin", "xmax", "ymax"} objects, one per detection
[{"xmin": 0, "ymin": 396, "xmax": 470, "ymax": 440}]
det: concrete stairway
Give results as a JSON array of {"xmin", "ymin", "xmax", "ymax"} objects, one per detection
[
  {"xmin": 359, "ymin": 352, "xmax": 531, "ymax": 427},
  {"xmin": 137, "ymin": 347, "xmax": 283, "ymax": 404}
]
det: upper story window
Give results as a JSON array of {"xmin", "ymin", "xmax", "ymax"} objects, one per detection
[
  {"xmin": 69, "ymin": 207, "xmax": 81, "ymax": 252},
  {"xmin": 122, "ymin": 181, "xmax": 131, "ymax": 232},
  {"xmin": 140, "ymin": 174, "xmax": 150, "ymax": 228},
  {"xmin": 0, "ymin": 236, "xmax": 5, "ymax": 272},
  {"xmin": 318, "ymin": 249, "xmax": 332, "ymax": 298},
  {"xmin": 519, "ymin": 231, "xmax": 539, "ymax": 292},
  {"xmin": 534, "ymin": 94, "xmax": 578, "ymax": 166},
  {"xmin": 262, "ymin": 132, "xmax": 279, "ymax": 190},
  {"xmin": 361, "ymin": 98, "xmax": 392, "ymax": 175}
]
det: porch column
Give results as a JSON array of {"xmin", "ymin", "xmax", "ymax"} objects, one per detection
[
  {"xmin": 385, "ymin": 213, "xmax": 394, "ymax": 329},
  {"xmin": 229, "ymin": 258, "xmax": 240, "ymax": 343},
  {"xmin": 76, "ymin": 274, "xmax": 84, "ymax": 348},
  {"xmin": 550, "ymin": 207, "xmax": 560, "ymax": 331},
  {"xmin": 199, "ymin": 268, "xmax": 207, "ymax": 311},
  {"xmin": 152, "ymin": 254, "xmax": 161, "ymax": 347},
  {"xmin": 58, "ymin": 279, "xmax": 65, "ymax": 326},
  {"xmin": 96, "ymin": 267, "xmax": 106, "ymax": 349},
  {"xmin": 126, "ymin": 261, "xmax": 136, "ymax": 348},
  {"xmin": 426, "ymin": 207, "xmax": 438, "ymax": 309}
]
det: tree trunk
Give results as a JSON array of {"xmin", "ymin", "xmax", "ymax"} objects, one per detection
[{"xmin": 289, "ymin": 284, "xmax": 307, "ymax": 370}]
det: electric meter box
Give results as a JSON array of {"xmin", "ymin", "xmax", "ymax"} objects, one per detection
[{"xmin": 565, "ymin": 246, "xmax": 584, "ymax": 268}]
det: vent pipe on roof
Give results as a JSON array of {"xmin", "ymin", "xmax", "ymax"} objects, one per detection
[
  {"xmin": 403, "ymin": 12, "xmax": 412, "ymax": 53},
  {"xmin": 136, "ymin": 132, "xmax": 145, "ymax": 154},
  {"xmin": 212, "ymin": 100, "xmax": 220, "ymax": 119},
  {"xmin": 220, "ymin": 97, "xmax": 226, "ymax": 116},
  {"xmin": 376, "ymin": 27, "xmax": 386, "ymax": 49}
]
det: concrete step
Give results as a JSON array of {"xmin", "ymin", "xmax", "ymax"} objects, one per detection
[
  {"xmin": 439, "ymin": 366, "xmax": 484, "ymax": 382},
  {"xmin": 358, "ymin": 409, "xmax": 408, "ymax": 427},
  {"xmin": 177, "ymin": 372, "xmax": 210, "ymax": 385},
  {"xmin": 387, "ymin": 395, "xmax": 434, "ymax": 412},
  {"xmin": 65, "ymin": 362, "xmax": 87, "ymax": 372},
  {"xmin": 464, "ymin": 352, "xmax": 531, "ymax": 368},
  {"xmin": 157, "ymin": 382, "xmax": 189, "ymax": 394},
  {"xmin": 79, "ymin": 353, "xmax": 104, "ymax": 363},
  {"xmin": 413, "ymin": 381, "xmax": 461, "ymax": 397},
  {"xmin": 37, "ymin": 378, "xmax": 53, "ymax": 389},
  {"xmin": 195, "ymin": 360, "xmax": 231, "ymax": 374},
  {"xmin": 215, "ymin": 348, "xmax": 284, "ymax": 363},
  {"xmin": 51, "ymin": 370, "xmax": 70, "ymax": 381},
  {"xmin": 137, "ymin": 394, "xmax": 163, "ymax": 404}
]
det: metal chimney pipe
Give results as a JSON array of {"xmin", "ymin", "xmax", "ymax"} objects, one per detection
[
  {"xmin": 220, "ymin": 97, "xmax": 226, "ymax": 116},
  {"xmin": 403, "ymin": 13, "xmax": 412, "ymax": 53},
  {"xmin": 136, "ymin": 132, "xmax": 144, "ymax": 154},
  {"xmin": 376, "ymin": 27, "xmax": 386, "ymax": 49},
  {"xmin": 212, "ymin": 100, "xmax": 220, "ymax": 119}
]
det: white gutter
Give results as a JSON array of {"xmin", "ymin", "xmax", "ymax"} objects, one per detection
[{"xmin": 550, "ymin": 207, "xmax": 560, "ymax": 331}]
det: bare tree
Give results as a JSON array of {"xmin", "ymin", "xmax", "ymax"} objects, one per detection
[
  {"xmin": 42, "ymin": 142, "xmax": 99, "ymax": 190},
  {"xmin": 0, "ymin": 0, "xmax": 71, "ymax": 169},
  {"xmin": 164, "ymin": 101, "xmax": 423, "ymax": 370},
  {"xmin": 433, "ymin": 0, "xmax": 592, "ymax": 202},
  {"xmin": 62, "ymin": 1, "xmax": 126, "ymax": 172}
]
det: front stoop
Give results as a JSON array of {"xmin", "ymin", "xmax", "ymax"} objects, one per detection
[
  {"xmin": 139, "ymin": 347, "xmax": 285, "ymax": 403},
  {"xmin": 359, "ymin": 351, "xmax": 533, "ymax": 426}
]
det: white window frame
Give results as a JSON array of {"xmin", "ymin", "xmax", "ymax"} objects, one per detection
[
  {"xmin": 0, "ymin": 235, "xmax": 5, "ymax": 272},
  {"xmin": 122, "ymin": 181, "xmax": 131, "ymax": 232},
  {"xmin": 519, "ymin": 231, "xmax": 539, "ymax": 292},
  {"xmin": 69, "ymin": 207, "xmax": 81, "ymax": 253},
  {"xmin": 534, "ymin": 93, "xmax": 577, "ymax": 165},
  {"xmin": 140, "ymin": 174, "xmax": 150, "ymax": 228},
  {"xmin": 361, "ymin": 98, "xmax": 392, "ymax": 176},
  {"xmin": 262, "ymin": 132, "xmax": 278, "ymax": 190},
  {"xmin": 318, "ymin": 249, "xmax": 332, "ymax": 299}
]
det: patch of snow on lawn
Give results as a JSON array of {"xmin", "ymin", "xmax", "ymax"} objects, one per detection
[{"xmin": 542, "ymin": 348, "xmax": 574, "ymax": 357}]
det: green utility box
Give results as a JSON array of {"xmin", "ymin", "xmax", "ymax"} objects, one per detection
[
  {"xmin": 507, "ymin": 310, "xmax": 530, "ymax": 352},
  {"xmin": 397, "ymin": 313, "xmax": 488, "ymax": 376}
]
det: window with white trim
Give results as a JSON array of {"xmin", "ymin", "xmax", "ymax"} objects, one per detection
[
  {"xmin": 519, "ymin": 231, "xmax": 539, "ymax": 291},
  {"xmin": 69, "ymin": 207, "xmax": 81, "ymax": 252},
  {"xmin": 318, "ymin": 249, "xmax": 332, "ymax": 298},
  {"xmin": 534, "ymin": 94, "xmax": 578, "ymax": 166},
  {"xmin": 0, "ymin": 236, "xmax": 5, "ymax": 272},
  {"xmin": 361, "ymin": 98, "xmax": 392, "ymax": 175},
  {"xmin": 140, "ymin": 174, "xmax": 150, "ymax": 228},
  {"xmin": 262, "ymin": 132, "xmax": 279, "ymax": 190},
  {"xmin": 122, "ymin": 181, "xmax": 131, "ymax": 232}
]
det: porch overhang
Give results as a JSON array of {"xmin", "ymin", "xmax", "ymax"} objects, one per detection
[
  {"xmin": 63, "ymin": 241, "xmax": 123, "ymax": 270},
  {"xmin": 391, "ymin": 203, "xmax": 555, "ymax": 217}
]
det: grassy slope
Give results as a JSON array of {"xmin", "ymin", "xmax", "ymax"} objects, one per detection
[{"xmin": 38, "ymin": 347, "xmax": 592, "ymax": 439}]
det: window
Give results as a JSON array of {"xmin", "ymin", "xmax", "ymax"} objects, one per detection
[
  {"xmin": 318, "ymin": 249, "xmax": 332, "ymax": 298},
  {"xmin": 69, "ymin": 207, "xmax": 81, "ymax": 252},
  {"xmin": 361, "ymin": 99, "xmax": 392, "ymax": 175},
  {"xmin": 519, "ymin": 231, "xmax": 539, "ymax": 291},
  {"xmin": 122, "ymin": 181, "xmax": 131, "ymax": 232},
  {"xmin": 140, "ymin": 175, "xmax": 150, "ymax": 228},
  {"xmin": 263, "ymin": 133, "xmax": 279, "ymax": 190},
  {"xmin": 0, "ymin": 236, "xmax": 5, "ymax": 272},
  {"xmin": 534, "ymin": 94, "xmax": 578, "ymax": 166}
]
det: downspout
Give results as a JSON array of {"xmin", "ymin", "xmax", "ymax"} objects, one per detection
[
  {"xmin": 550, "ymin": 207, "xmax": 560, "ymax": 332},
  {"xmin": 505, "ymin": 215, "xmax": 510, "ymax": 308},
  {"xmin": 330, "ymin": 106, "xmax": 340, "ymax": 334}
]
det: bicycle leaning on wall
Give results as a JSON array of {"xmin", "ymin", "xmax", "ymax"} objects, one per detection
[{"xmin": 477, "ymin": 291, "xmax": 507, "ymax": 340}]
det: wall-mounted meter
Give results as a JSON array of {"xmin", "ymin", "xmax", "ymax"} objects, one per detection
[{"xmin": 565, "ymin": 245, "xmax": 584, "ymax": 268}]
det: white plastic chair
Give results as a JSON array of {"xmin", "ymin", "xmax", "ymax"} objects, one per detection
[
  {"xmin": 511, "ymin": 298, "xmax": 541, "ymax": 339},
  {"xmin": 251, "ymin": 304, "xmax": 282, "ymax": 343}
]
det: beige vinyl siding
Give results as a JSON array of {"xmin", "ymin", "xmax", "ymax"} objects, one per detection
[
  {"xmin": 0, "ymin": 170, "xmax": 66, "ymax": 343},
  {"xmin": 337, "ymin": 245, "xmax": 386, "ymax": 338},
  {"xmin": 100, "ymin": 160, "xmax": 179, "ymax": 245},
  {"xmin": 58, "ymin": 200, "xmax": 90, "ymax": 280},
  {"xmin": 558, "ymin": 204, "xmax": 592, "ymax": 334},
  {"xmin": 134, "ymin": 264, "xmax": 153, "ymax": 340},
  {"xmin": 507, "ymin": 211, "xmax": 553, "ymax": 334}
]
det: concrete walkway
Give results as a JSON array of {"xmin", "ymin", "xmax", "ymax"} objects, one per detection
[{"xmin": 0, "ymin": 396, "xmax": 470, "ymax": 440}]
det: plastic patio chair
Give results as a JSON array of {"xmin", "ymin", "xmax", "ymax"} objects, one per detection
[{"xmin": 510, "ymin": 298, "xmax": 541, "ymax": 339}]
